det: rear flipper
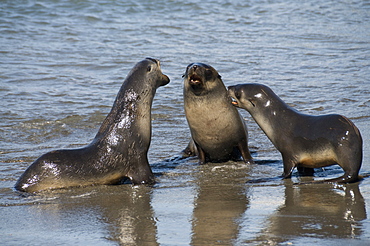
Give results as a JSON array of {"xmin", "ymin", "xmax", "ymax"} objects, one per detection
[
  {"xmin": 293, "ymin": 172, "xmax": 361, "ymax": 185},
  {"xmin": 297, "ymin": 167, "xmax": 314, "ymax": 176}
]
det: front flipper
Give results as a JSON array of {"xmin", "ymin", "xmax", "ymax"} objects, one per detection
[
  {"xmin": 127, "ymin": 159, "xmax": 155, "ymax": 185},
  {"xmin": 238, "ymin": 141, "xmax": 254, "ymax": 164},
  {"xmin": 282, "ymin": 155, "xmax": 297, "ymax": 179},
  {"xmin": 194, "ymin": 141, "xmax": 206, "ymax": 164}
]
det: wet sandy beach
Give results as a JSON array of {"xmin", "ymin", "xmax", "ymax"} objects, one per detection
[{"xmin": 1, "ymin": 0, "xmax": 370, "ymax": 245}]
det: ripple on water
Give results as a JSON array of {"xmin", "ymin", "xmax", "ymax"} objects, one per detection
[{"xmin": 0, "ymin": 0, "xmax": 369, "ymax": 245}]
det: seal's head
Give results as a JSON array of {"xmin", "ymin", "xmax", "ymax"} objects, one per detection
[
  {"xmin": 183, "ymin": 63, "xmax": 222, "ymax": 96},
  {"xmin": 228, "ymin": 83, "xmax": 274, "ymax": 112},
  {"xmin": 127, "ymin": 58, "xmax": 170, "ymax": 89},
  {"xmin": 145, "ymin": 57, "xmax": 170, "ymax": 88}
]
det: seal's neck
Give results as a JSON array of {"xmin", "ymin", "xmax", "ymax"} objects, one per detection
[
  {"xmin": 251, "ymin": 96, "xmax": 298, "ymax": 145},
  {"xmin": 94, "ymin": 82, "xmax": 155, "ymax": 146}
]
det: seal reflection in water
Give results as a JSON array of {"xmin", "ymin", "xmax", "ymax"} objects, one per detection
[
  {"xmin": 182, "ymin": 63, "xmax": 253, "ymax": 164},
  {"xmin": 228, "ymin": 83, "xmax": 362, "ymax": 183},
  {"xmin": 15, "ymin": 58, "xmax": 170, "ymax": 192}
]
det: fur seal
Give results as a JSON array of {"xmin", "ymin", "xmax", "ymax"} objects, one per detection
[
  {"xmin": 228, "ymin": 83, "xmax": 363, "ymax": 183},
  {"xmin": 182, "ymin": 63, "xmax": 253, "ymax": 164},
  {"xmin": 15, "ymin": 58, "xmax": 170, "ymax": 192}
]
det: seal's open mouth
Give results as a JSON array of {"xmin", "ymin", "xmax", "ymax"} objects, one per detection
[
  {"xmin": 189, "ymin": 74, "xmax": 202, "ymax": 85},
  {"xmin": 187, "ymin": 73, "xmax": 205, "ymax": 95}
]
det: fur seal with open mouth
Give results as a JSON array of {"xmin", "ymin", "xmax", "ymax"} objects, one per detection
[
  {"xmin": 15, "ymin": 58, "xmax": 170, "ymax": 192},
  {"xmin": 182, "ymin": 63, "xmax": 253, "ymax": 164},
  {"xmin": 228, "ymin": 83, "xmax": 362, "ymax": 183}
]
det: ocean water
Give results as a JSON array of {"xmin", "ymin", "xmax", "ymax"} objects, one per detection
[{"xmin": 1, "ymin": 0, "xmax": 369, "ymax": 245}]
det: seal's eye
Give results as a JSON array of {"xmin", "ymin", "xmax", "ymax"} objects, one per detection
[
  {"xmin": 234, "ymin": 90, "xmax": 241, "ymax": 99},
  {"xmin": 147, "ymin": 65, "xmax": 152, "ymax": 72},
  {"xmin": 205, "ymin": 69, "xmax": 213, "ymax": 81}
]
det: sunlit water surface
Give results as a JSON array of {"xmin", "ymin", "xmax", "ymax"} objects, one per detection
[{"xmin": 1, "ymin": 0, "xmax": 369, "ymax": 245}]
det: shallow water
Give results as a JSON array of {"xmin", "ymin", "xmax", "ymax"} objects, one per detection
[{"xmin": 1, "ymin": 0, "xmax": 370, "ymax": 245}]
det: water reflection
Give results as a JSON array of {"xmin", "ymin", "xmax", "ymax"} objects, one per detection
[
  {"xmin": 191, "ymin": 163, "xmax": 250, "ymax": 245},
  {"xmin": 29, "ymin": 186, "xmax": 158, "ymax": 245},
  {"xmin": 252, "ymin": 181, "xmax": 366, "ymax": 244},
  {"xmin": 99, "ymin": 187, "xmax": 158, "ymax": 245}
]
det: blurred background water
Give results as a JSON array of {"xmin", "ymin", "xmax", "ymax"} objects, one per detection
[{"xmin": 1, "ymin": 0, "xmax": 369, "ymax": 245}]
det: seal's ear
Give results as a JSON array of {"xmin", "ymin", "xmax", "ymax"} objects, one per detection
[
  {"xmin": 217, "ymin": 74, "xmax": 221, "ymax": 79},
  {"xmin": 147, "ymin": 65, "xmax": 152, "ymax": 72}
]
